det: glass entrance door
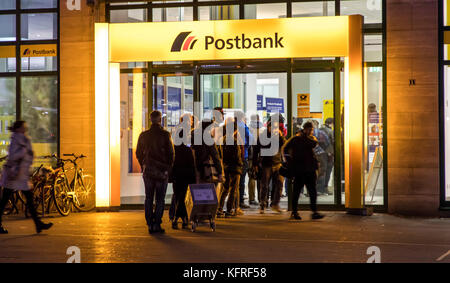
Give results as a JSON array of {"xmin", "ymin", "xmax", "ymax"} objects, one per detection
[{"xmin": 291, "ymin": 72, "xmax": 336, "ymax": 205}]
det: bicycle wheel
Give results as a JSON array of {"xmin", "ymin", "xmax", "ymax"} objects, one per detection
[
  {"xmin": 53, "ymin": 177, "xmax": 71, "ymax": 216},
  {"xmin": 73, "ymin": 174, "xmax": 95, "ymax": 212}
]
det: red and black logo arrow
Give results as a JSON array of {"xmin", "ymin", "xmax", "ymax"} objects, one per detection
[{"xmin": 171, "ymin": 31, "xmax": 197, "ymax": 52}]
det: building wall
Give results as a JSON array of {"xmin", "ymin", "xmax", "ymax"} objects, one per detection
[
  {"xmin": 387, "ymin": 0, "xmax": 441, "ymax": 216},
  {"xmin": 60, "ymin": 0, "xmax": 105, "ymax": 200}
]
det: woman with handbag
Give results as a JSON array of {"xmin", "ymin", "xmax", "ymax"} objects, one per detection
[{"xmin": 0, "ymin": 121, "xmax": 53, "ymax": 234}]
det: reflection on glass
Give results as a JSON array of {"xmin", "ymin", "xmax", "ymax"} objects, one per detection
[
  {"xmin": 292, "ymin": 1, "xmax": 335, "ymax": 17},
  {"xmin": 21, "ymin": 76, "xmax": 58, "ymax": 165},
  {"xmin": 244, "ymin": 3, "xmax": 286, "ymax": 19},
  {"xmin": 0, "ymin": 15, "xmax": 16, "ymax": 41},
  {"xmin": 292, "ymin": 72, "xmax": 335, "ymax": 204},
  {"xmin": 0, "ymin": 78, "xmax": 16, "ymax": 157},
  {"xmin": 21, "ymin": 13, "xmax": 57, "ymax": 40}
]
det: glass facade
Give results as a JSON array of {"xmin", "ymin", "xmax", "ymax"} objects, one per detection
[
  {"xmin": 441, "ymin": 1, "xmax": 450, "ymax": 205},
  {"xmin": 0, "ymin": 1, "xmax": 59, "ymax": 165},
  {"xmin": 107, "ymin": 0, "xmax": 386, "ymax": 208}
]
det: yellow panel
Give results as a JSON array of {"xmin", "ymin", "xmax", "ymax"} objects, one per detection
[
  {"xmin": 109, "ymin": 17, "xmax": 349, "ymax": 62},
  {"xmin": 344, "ymin": 15, "xmax": 364, "ymax": 209},
  {"xmin": 445, "ymin": 31, "xmax": 450, "ymax": 44},
  {"xmin": 0, "ymin": 46, "xmax": 15, "ymax": 58},
  {"xmin": 20, "ymin": 44, "xmax": 57, "ymax": 57}
]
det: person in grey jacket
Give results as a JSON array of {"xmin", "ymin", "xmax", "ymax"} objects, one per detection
[{"xmin": 0, "ymin": 121, "xmax": 53, "ymax": 234}]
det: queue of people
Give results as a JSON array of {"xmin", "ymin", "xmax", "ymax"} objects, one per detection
[{"xmin": 136, "ymin": 109, "xmax": 328, "ymax": 234}]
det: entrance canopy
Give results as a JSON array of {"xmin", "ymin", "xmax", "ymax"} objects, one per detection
[{"xmin": 95, "ymin": 15, "xmax": 365, "ymax": 211}]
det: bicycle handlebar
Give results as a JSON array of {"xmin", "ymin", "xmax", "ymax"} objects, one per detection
[{"xmin": 63, "ymin": 153, "xmax": 87, "ymax": 159}]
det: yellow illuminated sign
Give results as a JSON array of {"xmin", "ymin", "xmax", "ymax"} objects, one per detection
[
  {"xmin": 0, "ymin": 46, "xmax": 15, "ymax": 58},
  {"xmin": 20, "ymin": 44, "xmax": 57, "ymax": 57},
  {"xmin": 109, "ymin": 17, "xmax": 350, "ymax": 62}
]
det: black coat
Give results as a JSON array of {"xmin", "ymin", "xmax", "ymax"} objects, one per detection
[
  {"xmin": 282, "ymin": 133, "xmax": 319, "ymax": 174},
  {"xmin": 136, "ymin": 124, "xmax": 174, "ymax": 173},
  {"xmin": 253, "ymin": 129, "xmax": 286, "ymax": 168},
  {"xmin": 172, "ymin": 130, "xmax": 196, "ymax": 184}
]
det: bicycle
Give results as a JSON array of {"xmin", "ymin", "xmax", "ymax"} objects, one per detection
[{"xmin": 61, "ymin": 153, "xmax": 95, "ymax": 212}]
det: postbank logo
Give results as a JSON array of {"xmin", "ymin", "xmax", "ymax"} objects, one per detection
[
  {"xmin": 170, "ymin": 31, "xmax": 284, "ymax": 52},
  {"xmin": 23, "ymin": 48, "xmax": 31, "ymax": 56}
]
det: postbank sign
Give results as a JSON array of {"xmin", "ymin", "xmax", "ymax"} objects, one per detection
[{"xmin": 108, "ymin": 16, "xmax": 351, "ymax": 62}]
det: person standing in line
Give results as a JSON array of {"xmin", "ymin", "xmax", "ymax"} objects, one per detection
[
  {"xmin": 253, "ymin": 114, "xmax": 286, "ymax": 214},
  {"xmin": 248, "ymin": 114, "xmax": 263, "ymax": 206},
  {"xmin": 192, "ymin": 120, "xmax": 224, "ymax": 184},
  {"xmin": 0, "ymin": 121, "xmax": 53, "ymax": 234},
  {"xmin": 136, "ymin": 111, "xmax": 175, "ymax": 234},
  {"xmin": 320, "ymin": 118, "xmax": 334, "ymax": 194},
  {"xmin": 283, "ymin": 122, "xmax": 325, "ymax": 220},
  {"xmin": 235, "ymin": 111, "xmax": 252, "ymax": 209},
  {"xmin": 169, "ymin": 114, "xmax": 196, "ymax": 230},
  {"xmin": 314, "ymin": 121, "xmax": 331, "ymax": 196},
  {"xmin": 217, "ymin": 117, "xmax": 243, "ymax": 218}
]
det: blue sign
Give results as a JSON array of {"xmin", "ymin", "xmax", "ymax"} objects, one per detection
[
  {"xmin": 257, "ymin": 95, "xmax": 264, "ymax": 110},
  {"xmin": 265, "ymin": 97, "xmax": 284, "ymax": 113}
]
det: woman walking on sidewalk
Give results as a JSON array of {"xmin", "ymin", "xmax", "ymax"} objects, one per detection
[{"xmin": 0, "ymin": 121, "xmax": 53, "ymax": 234}]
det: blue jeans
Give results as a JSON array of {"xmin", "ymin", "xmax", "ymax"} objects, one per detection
[{"xmin": 143, "ymin": 174, "xmax": 168, "ymax": 226}]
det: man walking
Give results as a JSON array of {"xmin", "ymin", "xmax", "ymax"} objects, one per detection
[
  {"xmin": 136, "ymin": 111, "xmax": 174, "ymax": 234},
  {"xmin": 283, "ymin": 122, "xmax": 324, "ymax": 220},
  {"xmin": 236, "ymin": 111, "xmax": 252, "ymax": 209}
]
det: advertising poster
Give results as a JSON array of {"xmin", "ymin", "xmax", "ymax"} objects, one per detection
[{"xmin": 265, "ymin": 97, "xmax": 284, "ymax": 113}]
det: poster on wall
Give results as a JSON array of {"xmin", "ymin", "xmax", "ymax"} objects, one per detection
[
  {"xmin": 297, "ymin": 93, "xmax": 310, "ymax": 118},
  {"xmin": 265, "ymin": 97, "xmax": 284, "ymax": 113},
  {"xmin": 368, "ymin": 111, "xmax": 381, "ymax": 164},
  {"xmin": 257, "ymin": 95, "xmax": 264, "ymax": 111}
]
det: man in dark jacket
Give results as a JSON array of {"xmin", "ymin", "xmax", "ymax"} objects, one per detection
[
  {"xmin": 253, "ymin": 114, "xmax": 286, "ymax": 214},
  {"xmin": 282, "ymin": 122, "xmax": 324, "ymax": 220},
  {"xmin": 136, "ymin": 111, "xmax": 175, "ymax": 234},
  {"xmin": 169, "ymin": 113, "xmax": 196, "ymax": 230},
  {"xmin": 217, "ymin": 117, "xmax": 244, "ymax": 217}
]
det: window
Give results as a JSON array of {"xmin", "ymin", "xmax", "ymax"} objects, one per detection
[
  {"xmin": 340, "ymin": 0, "xmax": 382, "ymax": 24},
  {"xmin": 244, "ymin": 3, "xmax": 287, "ymax": 19},
  {"xmin": 21, "ymin": 76, "xmax": 58, "ymax": 162},
  {"xmin": 110, "ymin": 9, "xmax": 148, "ymax": 23},
  {"xmin": 0, "ymin": 15, "xmax": 16, "ymax": 42},
  {"xmin": 153, "ymin": 7, "xmax": 193, "ymax": 22},
  {"xmin": 292, "ymin": 1, "xmax": 335, "ymax": 17},
  {"xmin": 0, "ymin": 0, "xmax": 15, "ymax": 10},
  {"xmin": 199, "ymin": 5, "xmax": 239, "ymax": 21},
  {"xmin": 0, "ymin": 77, "xmax": 16, "ymax": 157},
  {"xmin": 21, "ymin": 13, "xmax": 58, "ymax": 41},
  {"xmin": 365, "ymin": 34, "xmax": 382, "ymax": 62},
  {"xmin": 21, "ymin": 0, "xmax": 57, "ymax": 9}
]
